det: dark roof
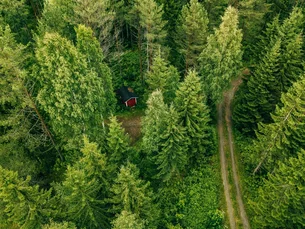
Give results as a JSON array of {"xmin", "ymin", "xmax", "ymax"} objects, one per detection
[{"xmin": 118, "ymin": 86, "xmax": 138, "ymax": 102}]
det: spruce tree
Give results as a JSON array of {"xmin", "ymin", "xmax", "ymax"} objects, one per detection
[
  {"xmin": 111, "ymin": 210, "xmax": 144, "ymax": 229},
  {"xmin": 155, "ymin": 105, "xmax": 188, "ymax": 182},
  {"xmin": 134, "ymin": 0, "xmax": 167, "ymax": 70},
  {"xmin": 106, "ymin": 116, "xmax": 130, "ymax": 166},
  {"xmin": 142, "ymin": 90, "xmax": 169, "ymax": 156},
  {"xmin": 251, "ymin": 150, "xmax": 305, "ymax": 228},
  {"xmin": 252, "ymin": 74, "xmax": 305, "ymax": 173},
  {"xmin": 0, "ymin": 166, "xmax": 52, "ymax": 229},
  {"xmin": 33, "ymin": 32, "xmax": 107, "ymax": 150},
  {"xmin": 146, "ymin": 54, "xmax": 180, "ymax": 104},
  {"xmin": 176, "ymin": 0, "xmax": 209, "ymax": 71},
  {"xmin": 174, "ymin": 70, "xmax": 211, "ymax": 163},
  {"xmin": 76, "ymin": 24, "xmax": 116, "ymax": 116},
  {"xmin": 110, "ymin": 163, "xmax": 159, "ymax": 227},
  {"xmin": 199, "ymin": 6, "xmax": 243, "ymax": 103}
]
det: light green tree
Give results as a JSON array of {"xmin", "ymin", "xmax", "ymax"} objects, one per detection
[
  {"xmin": 42, "ymin": 221, "xmax": 76, "ymax": 229},
  {"xmin": 0, "ymin": 166, "xmax": 52, "ymax": 229},
  {"xmin": 111, "ymin": 210, "xmax": 144, "ymax": 229},
  {"xmin": 199, "ymin": 6, "xmax": 243, "ymax": 103},
  {"xmin": 76, "ymin": 24, "xmax": 116, "ymax": 116},
  {"xmin": 176, "ymin": 0, "xmax": 209, "ymax": 71},
  {"xmin": 155, "ymin": 105, "xmax": 188, "ymax": 182},
  {"xmin": 175, "ymin": 70, "xmax": 211, "ymax": 163},
  {"xmin": 251, "ymin": 150, "xmax": 305, "ymax": 228},
  {"xmin": 146, "ymin": 54, "xmax": 180, "ymax": 104},
  {"xmin": 134, "ymin": 0, "xmax": 167, "ymax": 71},
  {"xmin": 33, "ymin": 32, "xmax": 107, "ymax": 150},
  {"xmin": 106, "ymin": 116, "xmax": 130, "ymax": 166}
]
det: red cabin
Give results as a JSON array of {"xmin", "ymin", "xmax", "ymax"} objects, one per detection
[{"xmin": 118, "ymin": 86, "xmax": 138, "ymax": 107}]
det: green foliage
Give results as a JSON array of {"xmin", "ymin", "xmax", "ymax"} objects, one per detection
[
  {"xmin": 107, "ymin": 116, "xmax": 130, "ymax": 166},
  {"xmin": 111, "ymin": 210, "xmax": 144, "ymax": 229},
  {"xmin": 76, "ymin": 24, "xmax": 116, "ymax": 116},
  {"xmin": 251, "ymin": 74, "xmax": 305, "ymax": 173},
  {"xmin": 110, "ymin": 162, "xmax": 159, "ymax": 227},
  {"xmin": 251, "ymin": 150, "xmax": 305, "ymax": 228},
  {"xmin": 175, "ymin": 70, "xmax": 211, "ymax": 164},
  {"xmin": 199, "ymin": 6, "xmax": 243, "ymax": 103},
  {"xmin": 0, "ymin": 166, "xmax": 52, "ymax": 229},
  {"xmin": 155, "ymin": 105, "xmax": 188, "ymax": 182},
  {"xmin": 234, "ymin": 7, "xmax": 304, "ymax": 135},
  {"xmin": 33, "ymin": 32, "xmax": 107, "ymax": 150},
  {"xmin": 42, "ymin": 221, "xmax": 76, "ymax": 229},
  {"xmin": 142, "ymin": 90, "xmax": 169, "ymax": 155},
  {"xmin": 176, "ymin": 0, "xmax": 209, "ymax": 71},
  {"xmin": 146, "ymin": 54, "xmax": 180, "ymax": 104},
  {"xmin": 134, "ymin": 0, "xmax": 167, "ymax": 70}
]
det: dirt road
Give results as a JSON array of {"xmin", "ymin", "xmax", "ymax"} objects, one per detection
[{"xmin": 218, "ymin": 78, "xmax": 250, "ymax": 229}]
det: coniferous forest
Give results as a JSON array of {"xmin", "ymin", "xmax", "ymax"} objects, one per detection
[{"xmin": 1, "ymin": 0, "xmax": 305, "ymax": 228}]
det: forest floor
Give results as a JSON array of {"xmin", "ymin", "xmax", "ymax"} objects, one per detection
[{"xmin": 218, "ymin": 78, "xmax": 250, "ymax": 229}]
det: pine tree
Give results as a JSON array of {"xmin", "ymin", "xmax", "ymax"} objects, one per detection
[
  {"xmin": 175, "ymin": 70, "xmax": 211, "ymax": 163},
  {"xmin": 110, "ymin": 162, "xmax": 159, "ymax": 227},
  {"xmin": 142, "ymin": 90, "xmax": 169, "ymax": 155},
  {"xmin": 251, "ymin": 150, "xmax": 305, "ymax": 228},
  {"xmin": 252, "ymin": 74, "xmax": 305, "ymax": 173},
  {"xmin": 111, "ymin": 210, "xmax": 144, "ymax": 229},
  {"xmin": 199, "ymin": 6, "xmax": 243, "ymax": 103},
  {"xmin": 176, "ymin": 0, "xmax": 209, "ymax": 71},
  {"xmin": 155, "ymin": 105, "xmax": 188, "ymax": 182},
  {"xmin": 233, "ymin": 39, "xmax": 281, "ymax": 135},
  {"xmin": 73, "ymin": 0, "xmax": 115, "ymax": 56},
  {"xmin": 33, "ymin": 32, "xmax": 107, "ymax": 150},
  {"xmin": 106, "ymin": 116, "xmax": 130, "ymax": 166},
  {"xmin": 146, "ymin": 54, "xmax": 180, "ymax": 104},
  {"xmin": 0, "ymin": 166, "xmax": 52, "ymax": 229},
  {"xmin": 134, "ymin": 0, "xmax": 167, "ymax": 71},
  {"xmin": 233, "ymin": 8, "xmax": 304, "ymax": 135},
  {"xmin": 76, "ymin": 24, "xmax": 116, "ymax": 116}
]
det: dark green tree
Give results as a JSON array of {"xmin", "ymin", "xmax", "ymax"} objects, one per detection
[
  {"xmin": 175, "ymin": 0, "xmax": 209, "ymax": 71},
  {"xmin": 199, "ymin": 6, "xmax": 243, "ymax": 103},
  {"xmin": 175, "ymin": 70, "xmax": 211, "ymax": 163},
  {"xmin": 0, "ymin": 166, "xmax": 52, "ymax": 229},
  {"xmin": 251, "ymin": 150, "xmax": 305, "ymax": 228},
  {"xmin": 146, "ymin": 54, "xmax": 180, "ymax": 104},
  {"xmin": 106, "ymin": 116, "xmax": 130, "ymax": 166},
  {"xmin": 252, "ymin": 74, "xmax": 305, "ymax": 173},
  {"xmin": 155, "ymin": 105, "xmax": 188, "ymax": 182}
]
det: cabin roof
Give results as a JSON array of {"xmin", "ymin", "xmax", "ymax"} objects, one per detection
[{"xmin": 118, "ymin": 86, "xmax": 138, "ymax": 102}]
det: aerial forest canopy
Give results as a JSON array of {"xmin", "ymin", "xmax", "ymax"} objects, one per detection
[{"xmin": 0, "ymin": 0, "xmax": 305, "ymax": 228}]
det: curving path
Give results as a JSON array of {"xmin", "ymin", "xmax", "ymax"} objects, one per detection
[{"xmin": 218, "ymin": 78, "xmax": 250, "ymax": 229}]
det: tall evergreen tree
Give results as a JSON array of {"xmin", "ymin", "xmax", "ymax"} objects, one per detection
[
  {"xmin": 134, "ymin": 0, "xmax": 167, "ymax": 71},
  {"xmin": 175, "ymin": 70, "xmax": 211, "ymax": 163},
  {"xmin": 251, "ymin": 150, "xmax": 305, "ymax": 228},
  {"xmin": 199, "ymin": 6, "xmax": 243, "ymax": 103},
  {"xmin": 146, "ymin": 54, "xmax": 180, "ymax": 104},
  {"xmin": 110, "ymin": 162, "xmax": 159, "ymax": 227},
  {"xmin": 142, "ymin": 90, "xmax": 169, "ymax": 156},
  {"xmin": 33, "ymin": 32, "xmax": 107, "ymax": 150},
  {"xmin": 106, "ymin": 116, "xmax": 130, "ymax": 166},
  {"xmin": 176, "ymin": 0, "xmax": 209, "ymax": 71},
  {"xmin": 0, "ymin": 166, "xmax": 52, "ymax": 229},
  {"xmin": 155, "ymin": 105, "xmax": 188, "ymax": 182},
  {"xmin": 76, "ymin": 24, "xmax": 116, "ymax": 116},
  {"xmin": 252, "ymin": 74, "xmax": 305, "ymax": 173},
  {"xmin": 234, "ymin": 8, "xmax": 304, "ymax": 135}
]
